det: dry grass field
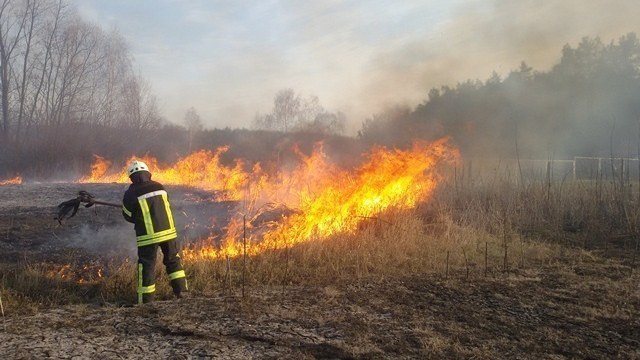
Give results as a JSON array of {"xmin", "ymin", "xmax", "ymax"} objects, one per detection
[{"xmin": 0, "ymin": 178, "xmax": 638, "ymax": 359}]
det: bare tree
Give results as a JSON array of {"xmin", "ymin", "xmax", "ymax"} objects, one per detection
[
  {"xmin": 0, "ymin": 0, "xmax": 162, "ymax": 166},
  {"xmin": 184, "ymin": 107, "xmax": 203, "ymax": 150},
  {"xmin": 121, "ymin": 73, "xmax": 160, "ymax": 130},
  {"xmin": 298, "ymin": 111, "xmax": 346, "ymax": 134},
  {"xmin": 82, "ymin": 27, "xmax": 131, "ymax": 129},
  {"xmin": 272, "ymin": 88, "xmax": 300, "ymax": 132},
  {"xmin": 24, "ymin": 0, "xmax": 66, "ymax": 138},
  {"xmin": 0, "ymin": 0, "xmax": 29, "ymax": 140},
  {"xmin": 254, "ymin": 88, "xmax": 345, "ymax": 134},
  {"xmin": 13, "ymin": 0, "xmax": 41, "ymax": 143}
]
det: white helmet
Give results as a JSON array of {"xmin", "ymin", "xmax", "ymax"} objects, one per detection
[{"xmin": 127, "ymin": 160, "xmax": 150, "ymax": 177}]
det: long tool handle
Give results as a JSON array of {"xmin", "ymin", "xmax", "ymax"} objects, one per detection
[{"xmin": 92, "ymin": 200, "xmax": 121, "ymax": 208}]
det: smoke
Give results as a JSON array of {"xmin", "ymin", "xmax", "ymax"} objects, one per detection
[
  {"xmin": 353, "ymin": 0, "xmax": 640, "ymax": 125},
  {"xmin": 61, "ymin": 189, "xmax": 239, "ymax": 261},
  {"xmin": 66, "ymin": 223, "xmax": 136, "ymax": 260},
  {"xmin": 73, "ymin": 0, "xmax": 640, "ymax": 152}
]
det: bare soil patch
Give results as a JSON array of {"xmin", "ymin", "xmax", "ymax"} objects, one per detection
[{"xmin": 1, "ymin": 264, "xmax": 638, "ymax": 359}]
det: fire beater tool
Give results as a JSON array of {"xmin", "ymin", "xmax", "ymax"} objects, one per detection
[{"xmin": 56, "ymin": 190, "xmax": 120, "ymax": 224}]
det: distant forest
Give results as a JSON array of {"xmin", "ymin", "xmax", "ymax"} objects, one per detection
[
  {"xmin": 0, "ymin": 0, "xmax": 638, "ymax": 178},
  {"xmin": 359, "ymin": 33, "xmax": 640, "ymax": 159}
]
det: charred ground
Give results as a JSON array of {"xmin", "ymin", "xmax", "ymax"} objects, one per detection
[{"xmin": 0, "ymin": 183, "xmax": 234, "ymax": 265}]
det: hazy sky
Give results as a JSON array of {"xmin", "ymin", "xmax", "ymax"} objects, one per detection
[{"xmin": 74, "ymin": 0, "xmax": 640, "ymax": 133}]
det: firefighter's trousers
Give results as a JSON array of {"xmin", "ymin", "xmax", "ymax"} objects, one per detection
[{"xmin": 137, "ymin": 239, "xmax": 187, "ymax": 304}]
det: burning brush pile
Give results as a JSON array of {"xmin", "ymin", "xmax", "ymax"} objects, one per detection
[{"xmin": 80, "ymin": 139, "xmax": 458, "ymax": 264}]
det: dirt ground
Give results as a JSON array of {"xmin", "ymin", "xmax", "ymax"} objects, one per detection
[
  {"xmin": 1, "ymin": 266, "xmax": 639, "ymax": 359},
  {"xmin": 0, "ymin": 183, "xmax": 639, "ymax": 359}
]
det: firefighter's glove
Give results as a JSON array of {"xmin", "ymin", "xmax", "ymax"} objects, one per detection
[{"xmin": 78, "ymin": 190, "xmax": 96, "ymax": 208}]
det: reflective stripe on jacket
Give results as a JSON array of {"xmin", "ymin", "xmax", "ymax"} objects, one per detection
[{"xmin": 123, "ymin": 179, "xmax": 177, "ymax": 247}]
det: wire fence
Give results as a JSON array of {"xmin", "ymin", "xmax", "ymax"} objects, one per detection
[{"xmin": 453, "ymin": 156, "xmax": 640, "ymax": 184}]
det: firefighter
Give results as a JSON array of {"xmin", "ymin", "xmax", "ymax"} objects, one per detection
[{"xmin": 122, "ymin": 160, "xmax": 187, "ymax": 304}]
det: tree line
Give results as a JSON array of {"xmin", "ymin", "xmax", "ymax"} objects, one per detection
[
  {"xmin": 358, "ymin": 33, "xmax": 640, "ymax": 158},
  {"xmin": 0, "ymin": 1, "xmax": 159, "ymax": 145},
  {"xmin": 0, "ymin": 0, "xmax": 162, "ymax": 176}
]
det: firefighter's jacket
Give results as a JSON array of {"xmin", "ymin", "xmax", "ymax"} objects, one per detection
[{"xmin": 122, "ymin": 179, "xmax": 177, "ymax": 247}]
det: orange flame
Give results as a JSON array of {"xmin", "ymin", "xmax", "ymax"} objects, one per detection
[
  {"xmin": 182, "ymin": 139, "xmax": 458, "ymax": 261},
  {"xmin": 45, "ymin": 263, "xmax": 104, "ymax": 283},
  {"xmin": 81, "ymin": 147, "xmax": 252, "ymax": 200},
  {"xmin": 80, "ymin": 139, "xmax": 458, "ymax": 261},
  {"xmin": 0, "ymin": 176, "xmax": 22, "ymax": 185}
]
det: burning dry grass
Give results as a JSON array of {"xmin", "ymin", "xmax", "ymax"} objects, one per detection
[
  {"xmin": 81, "ymin": 148, "xmax": 251, "ymax": 200},
  {"xmin": 182, "ymin": 206, "xmax": 565, "ymax": 296},
  {"xmin": 81, "ymin": 139, "xmax": 460, "ymax": 262},
  {"xmin": 1, "ymin": 141, "xmax": 639, "ymax": 316},
  {"xmin": 0, "ymin": 177, "xmax": 636, "ymax": 316},
  {"xmin": 0, "ymin": 204, "xmax": 565, "ymax": 312},
  {"xmin": 0, "ymin": 176, "xmax": 21, "ymax": 186}
]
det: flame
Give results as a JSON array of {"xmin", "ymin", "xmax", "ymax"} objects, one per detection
[
  {"xmin": 80, "ymin": 139, "xmax": 458, "ymax": 262},
  {"xmin": 0, "ymin": 176, "xmax": 22, "ymax": 185},
  {"xmin": 45, "ymin": 263, "xmax": 104, "ymax": 283},
  {"xmin": 81, "ymin": 148, "xmax": 251, "ymax": 200},
  {"xmin": 182, "ymin": 139, "xmax": 458, "ymax": 261}
]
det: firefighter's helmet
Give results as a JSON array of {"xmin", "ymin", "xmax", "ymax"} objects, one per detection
[{"xmin": 127, "ymin": 160, "xmax": 150, "ymax": 177}]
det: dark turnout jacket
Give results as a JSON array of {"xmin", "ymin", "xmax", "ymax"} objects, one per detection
[{"xmin": 122, "ymin": 174, "xmax": 177, "ymax": 247}]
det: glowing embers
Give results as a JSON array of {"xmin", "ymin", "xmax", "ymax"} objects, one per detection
[
  {"xmin": 0, "ymin": 176, "xmax": 22, "ymax": 185},
  {"xmin": 45, "ymin": 262, "xmax": 104, "ymax": 283}
]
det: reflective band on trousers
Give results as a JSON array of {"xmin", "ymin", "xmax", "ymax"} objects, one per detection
[
  {"xmin": 139, "ymin": 284, "xmax": 156, "ymax": 294},
  {"xmin": 169, "ymin": 270, "xmax": 186, "ymax": 280},
  {"xmin": 138, "ymin": 263, "xmax": 156, "ymax": 304}
]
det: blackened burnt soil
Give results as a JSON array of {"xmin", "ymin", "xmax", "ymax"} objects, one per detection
[{"xmin": 0, "ymin": 182, "xmax": 235, "ymax": 264}]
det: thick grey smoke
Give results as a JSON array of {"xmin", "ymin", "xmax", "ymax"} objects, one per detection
[
  {"xmin": 356, "ymin": 0, "xmax": 640, "ymax": 124},
  {"xmin": 73, "ymin": 1, "xmax": 640, "ymax": 135}
]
